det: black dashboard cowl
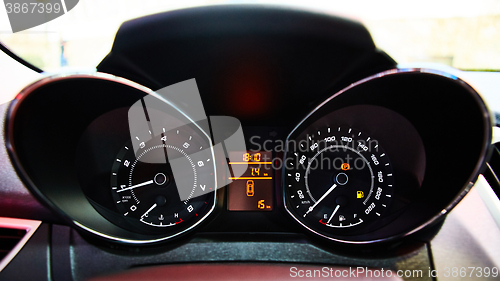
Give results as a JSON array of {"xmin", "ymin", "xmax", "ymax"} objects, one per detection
[
  {"xmin": 97, "ymin": 5, "xmax": 396, "ymax": 126},
  {"xmin": 112, "ymin": 5, "xmax": 375, "ymax": 52}
]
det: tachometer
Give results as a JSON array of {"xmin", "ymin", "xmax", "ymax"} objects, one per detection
[
  {"xmin": 284, "ymin": 126, "xmax": 393, "ymax": 239},
  {"xmin": 110, "ymin": 124, "xmax": 216, "ymax": 234}
]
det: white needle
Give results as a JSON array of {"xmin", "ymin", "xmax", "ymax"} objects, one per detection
[
  {"xmin": 327, "ymin": 205, "xmax": 341, "ymax": 224},
  {"xmin": 303, "ymin": 184, "xmax": 337, "ymax": 217},
  {"xmin": 117, "ymin": 180, "xmax": 154, "ymax": 193},
  {"xmin": 141, "ymin": 203, "xmax": 157, "ymax": 218}
]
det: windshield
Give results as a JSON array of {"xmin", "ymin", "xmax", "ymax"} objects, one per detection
[{"xmin": 0, "ymin": 0, "xmax": 499, "ymax": 72}]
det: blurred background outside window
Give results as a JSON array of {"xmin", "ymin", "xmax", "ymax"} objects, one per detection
[{"xmin": 0, "ymin": 0, "xmax": 499, "ymax": 72}]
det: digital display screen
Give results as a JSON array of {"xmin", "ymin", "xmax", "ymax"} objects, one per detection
[{"xmin": 227, "ymin": 151, "xmax": 274, "ymax": 211}]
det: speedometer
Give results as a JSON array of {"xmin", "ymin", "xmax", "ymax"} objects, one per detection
[{"xmin": 284, "ymin": 126, "xmax": 394, "ymax": 239}]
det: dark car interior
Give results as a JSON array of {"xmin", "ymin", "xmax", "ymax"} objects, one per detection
[{"xmin": 0, "ymin": 5, "xmax": 499, "ymax": 281}]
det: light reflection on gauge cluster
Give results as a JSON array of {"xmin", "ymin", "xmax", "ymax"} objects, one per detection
[
  {"xmin": 110, "ymin": 126, "xmax": 215, "ymax": 230},
  {"xmin": 285, "ymin": 126, "xmax": 394, "ymax": 237}
]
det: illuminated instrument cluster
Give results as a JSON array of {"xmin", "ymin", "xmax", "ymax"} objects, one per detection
[
  {"xmin": 227, "ymin": 151, "xmax": 274, "ymax": 211},
  {"xmin": 7, "ymin": 68, "xmax": 491, "ymax": 245}
]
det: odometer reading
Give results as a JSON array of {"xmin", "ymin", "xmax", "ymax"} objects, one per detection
[{"xmin": 284, "ymin": 126, "xmax": 393, "ymax": 238}]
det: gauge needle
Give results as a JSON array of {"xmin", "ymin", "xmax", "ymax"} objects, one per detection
[
  {"xmin": 327, "ymin": 205, "xmax": 341, "ymax": 224},
  {"xmin": 117, "ymin": 180, "xmax": 154, "ymax": 193},
  {"xmin": 303, "ymin": 183, "xmax": 337, "ymax": 217},
  {"xmin": 141, "ymin": 203, "xmax": 157, "ymax": 218}
]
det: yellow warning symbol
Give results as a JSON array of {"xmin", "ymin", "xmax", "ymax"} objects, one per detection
[{"xmin": 357, "ymin": 191, "xmax": 364, "ymax": 198}]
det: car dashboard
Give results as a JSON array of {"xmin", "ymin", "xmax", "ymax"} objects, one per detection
[{"xmin": 0, "ymin": 5, "xmax": 500, "ymax": 281}]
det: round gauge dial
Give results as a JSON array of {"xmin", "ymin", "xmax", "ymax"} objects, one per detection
[
  {"xmin": 110, "ymin": 125, "xmax": 216, "ymax": 234},
  {"xmin": 284, "ymin": 126, "xmax": 393, "ymax": 239}
]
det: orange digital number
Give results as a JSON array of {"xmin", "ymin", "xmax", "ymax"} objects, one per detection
[
  {"xmin": 251, "ymin": 168, "xmax": 260, "ymax": 176},
  {"xmin": 258, "ymin": 200, "xmax": 265, "ymax": 209},
  {"xmin": 253, "ymin": 153, "xmax": 261, "ymax": 162},
  {"xmin": 243, "ymin": 153, "xmax": 250, "ymax": 161}
]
